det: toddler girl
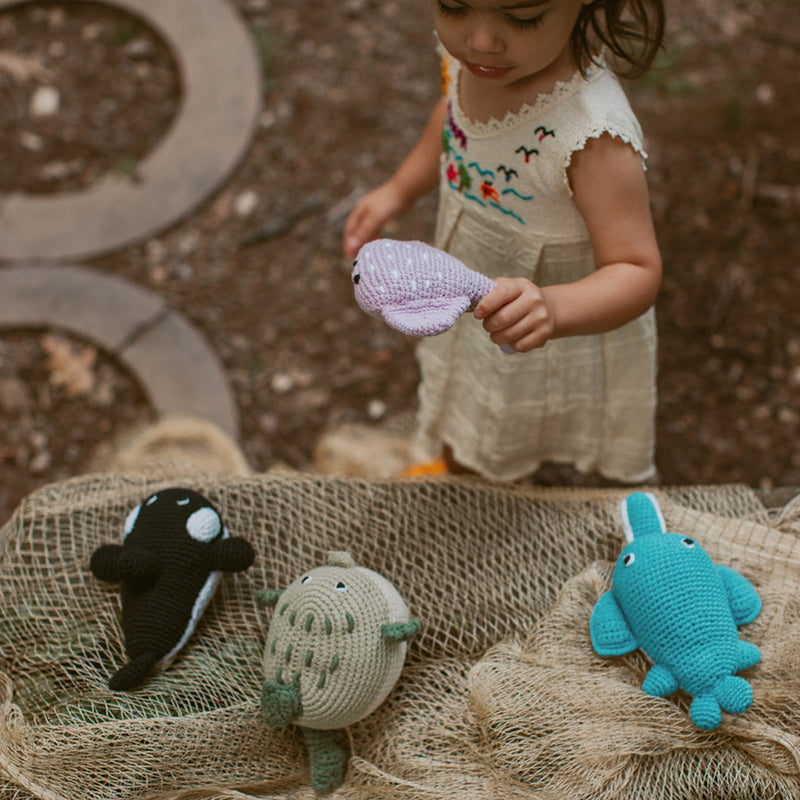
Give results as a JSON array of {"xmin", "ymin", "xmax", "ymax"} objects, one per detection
[{"xmin": 344, "ymin": 0, "xmax": 665, "ymax": 483}]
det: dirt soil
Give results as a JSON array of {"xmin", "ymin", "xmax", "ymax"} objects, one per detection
[{"xmin": 1, "ymin": 0, "xmax": 799, "ymax": 523}]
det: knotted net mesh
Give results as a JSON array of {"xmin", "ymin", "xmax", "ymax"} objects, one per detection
[{"xmin": 1, "ymin": 465, "xmax": 799, "ymax": 799}]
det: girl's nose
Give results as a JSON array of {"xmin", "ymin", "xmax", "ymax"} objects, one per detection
[{"xmin": 467, "ymin": 19, "xmax": 505, "ymax": 54}]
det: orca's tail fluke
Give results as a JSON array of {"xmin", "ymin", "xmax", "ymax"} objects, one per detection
[{"xmin": 109, "ymin": 652, "xmax": 159, "ymax": 691}]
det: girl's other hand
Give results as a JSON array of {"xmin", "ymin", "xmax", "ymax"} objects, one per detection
[
  {"xmin": 343, "ymin": 181, "xmax": 408, "ymax": 259},
  {"xmin": 474, "ymin": 277, "xmax": 555, "ymax": 353}
]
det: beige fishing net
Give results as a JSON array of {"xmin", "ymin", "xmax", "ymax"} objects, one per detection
[{"xmin": 1, "ymin": 465, "xmax": 799, "ymax": 800}]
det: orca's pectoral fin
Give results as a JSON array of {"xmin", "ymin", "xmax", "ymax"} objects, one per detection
[
  {"xmin": 209, "ymin": 536, "xmax": 255, "ymax": 572},
  {"xmin": 90, "ymin": 544, "xmax": 125, "ymax": 583},
  {"xmin": 117, "ymin": 547, "xmax": 161, "ymax": 592},
  {"xmin": 108, "ymin": 652, "xmax": 159, "ymax": 691}
]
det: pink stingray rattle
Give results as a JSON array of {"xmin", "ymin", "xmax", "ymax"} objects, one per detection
[{"xmin": 352, "ymin": 239, "xmax": 514, "ymax": 353}]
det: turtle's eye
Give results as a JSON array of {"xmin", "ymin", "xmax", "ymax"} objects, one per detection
[
  {"xmin": 623, "ymin": 553, "xmax": 635, "ymax": 567},
  {"xmin": 681, "ymin": 537, "xmax": 696, "ymax": 548},
  {"xmin": 335, "ymin": 581, "xmax": 348, "ymax": 592},
  {"xmin": 301, "ymin": 575, "xmax": 313, "ymax": 585}
]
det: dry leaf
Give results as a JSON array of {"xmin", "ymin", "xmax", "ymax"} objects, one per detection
[
  {"xmin": 41, "ymin": 333, "xmax": 97, "ymax": 398},
  {"xmin": 0, "ymin": 50, "xmax": 55, "ymax": 83}
]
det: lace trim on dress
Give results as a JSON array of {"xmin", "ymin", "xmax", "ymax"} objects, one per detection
[
  {"xmin": 560, "ymin": 127, "xmax": 648, "ymax": 195},
  {"xmin": 446, "ymin": 56, "xmax": 606, "ymax": 138}
]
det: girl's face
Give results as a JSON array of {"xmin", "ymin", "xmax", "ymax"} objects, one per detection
[{"xmin": 434, "ymin": 0, "xmax": 587, "ymax": 90}]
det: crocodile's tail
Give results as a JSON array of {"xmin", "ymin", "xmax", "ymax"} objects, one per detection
[{"xmin": 690, "ymin": 675, "xmax": 753, "ymax": 730}]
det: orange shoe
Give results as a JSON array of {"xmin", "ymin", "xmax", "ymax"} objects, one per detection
[{"xmin": 399, "ymin": 458, "xmax": 448, "ymax": 477}]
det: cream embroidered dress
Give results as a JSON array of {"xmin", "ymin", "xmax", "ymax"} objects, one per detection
[{"xmin": 415, "ymin": 53, "xmax": 658, "ymax": 483}]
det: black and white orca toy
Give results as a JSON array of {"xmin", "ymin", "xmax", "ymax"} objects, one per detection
[{"xmin": 90, "ymin": 487, "xmax": 255, "ymax": 691}]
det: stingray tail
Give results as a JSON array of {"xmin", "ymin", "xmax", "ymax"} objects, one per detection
[{"xmin": 109, "ymin": 652, "xmax": 159, "ymax": 691}]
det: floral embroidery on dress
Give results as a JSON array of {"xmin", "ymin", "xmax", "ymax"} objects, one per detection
[{"xmin": 442, "ymin": 103, "xmax": 553, "ymax": 226}]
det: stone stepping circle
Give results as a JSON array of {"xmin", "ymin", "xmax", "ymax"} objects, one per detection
[{"xmin": 0, "ymin": 0, "xmax": 263, "ymax": 439}]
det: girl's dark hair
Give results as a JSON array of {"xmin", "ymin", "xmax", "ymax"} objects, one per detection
[{"xmin": 572, "ymin": 0, "xmax": 666, "ymax": 78}]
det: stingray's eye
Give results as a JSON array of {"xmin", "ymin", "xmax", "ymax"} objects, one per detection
[
  {"xmin": 353, "ymin": 273, "xmax": 360, "ymax": 284},
  {"xmin": 623, "ymin": 553, "xmax": 635, "ymax": 567},
  {"xmin": 681, "ymin": 537, "xmax": 696, "ymax": 548},
  {"xmin": 334, "ymin": 580, "xmax": 348, "ymax": 592},
  {"xmin": 186, "ymin": 507, "xmax": 221, "ymax": 542},
  {"xmin": 301, "ymin": 575, "xmax": 313, "ymax": 585}
]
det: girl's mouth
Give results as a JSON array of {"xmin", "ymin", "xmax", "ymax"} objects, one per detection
[{"xmin": 464, "ymin": 61, "xmax": 512, "ymax": 79}]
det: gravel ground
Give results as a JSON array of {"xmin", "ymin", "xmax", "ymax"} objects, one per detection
[{"xmin": 1, "ymin": 0, "xmax": 799, "ymax": 523}]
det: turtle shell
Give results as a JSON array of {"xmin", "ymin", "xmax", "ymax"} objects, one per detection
[{"xmin": 262, "ymin": 552, "xmax": 411, "ymax": 729}]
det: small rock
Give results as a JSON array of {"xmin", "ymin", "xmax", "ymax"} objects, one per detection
[
  {"xmin": 367, "ymin": 399, "xmax": 387, "ymax": 420},
  {"xmin": 271, "ymin": 372, "xmax": 294, "ymax": 394},
  {"xmin": 145, "ymin": 239, "xmax": 167, "ymax": 266},
  {"xmin": 30, "ymin": 85, "xmax": 60, "ymax": 117},
  {"xmin": 0, "ymin": 377, "xmax": 30, "ymax": 413},
  {"xmin": 37, "ymin": 160, "xmax": 82, "ymax": 181},
  {"xmin": 235, "ymin": 189, "xmax": 259, "ymax": 218},
  {"xmin": 755, "ymin": 84, "xmax": 774, "ymax": 105},
  {"xmin": 124, "ymin": 38, "xmax": 156, "ymax": 59},
  {"xmin": 19, "ymin": 131, "xmax": 44, "ymax": 151},
  {"xmin": 29, "ymin": 451, "xmax": 52, "ymax": 474}
]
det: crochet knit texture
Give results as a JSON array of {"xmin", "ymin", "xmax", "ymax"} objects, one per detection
[
  {"xmin": 352, "ymin": 239, "xmax": 496, "ymax": 337},
  {"xmin": 258, "ymin": 550, "xmax": 419, "ymax": 791},
  {"xmin": 90, "ymin": 487, "xmax": 255, "ymax": 690},
  {"xmin": 590, "ymin": 492, "xmax": 762, "ymax": 730}
]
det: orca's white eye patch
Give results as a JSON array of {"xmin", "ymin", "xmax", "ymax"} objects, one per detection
[
  {"xmin": 186, "ymin": 507, "xmax": 221, "ymax": 542},
  {"xmin": 146, "ymin": 494, "xmax": 158, "ymax": 506},
  {"xmin": 177, "ymin": 497, "xmax": 191, "ymax": 506},
  {"xmin": 123, "ymin": 504, "xmax": 142, "ymax": 538}
]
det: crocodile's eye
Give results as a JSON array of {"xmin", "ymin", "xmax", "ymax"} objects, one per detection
[
  {"xmin": 301, "ymin": 575, "xmax": 313, "ymax": 585},
  {"xmin": 681, "ymin": 537, "xmax": 696, "ymax": 548},
  {"xmin": 623, "ymin": 553, "xmax": 635, "ymax": 567},
  {"xmin": 334, "ymin": 580, "xmax": 348, "ymax": 592}
]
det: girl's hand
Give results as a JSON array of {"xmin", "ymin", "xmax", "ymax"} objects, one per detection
[
  {"xmin": 474, "ymin": 277, "xmax": 555, "ymax": 353},
  {"xmin": 343, "ymin": 181, "xmax": 408, "ymax": 259}
]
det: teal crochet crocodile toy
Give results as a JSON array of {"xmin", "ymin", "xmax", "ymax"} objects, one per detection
[
  {"xmin": 590, "ymin": 492, "xmax": 762, "ymax": 730},
  {"xmin": 256, "ymin": 551, "xmax": 419, "ymax": 792}
]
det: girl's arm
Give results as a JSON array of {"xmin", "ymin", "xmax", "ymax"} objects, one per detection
[
  {"xmin": 475, "ymin": 134, "xmax": 662, "ymax": 352},
  {"xmin": 343, "ymin": 96, "xmax": 448, "ymax": 259}
]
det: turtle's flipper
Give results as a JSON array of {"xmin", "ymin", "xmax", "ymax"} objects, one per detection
[
  {"xmin": 261, "ymin": 680, "xmax": 301, "ymax": 728},
  {"xmin": 302, "ymin": 727, "xmax": 348, "ymax": 793}
]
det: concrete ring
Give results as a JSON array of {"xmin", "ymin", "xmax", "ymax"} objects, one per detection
[
  {"xmin": 0, "ymin": 263, "xmax": 240, "ymax": 438},
  {"xmin": 0, "ymin": 0, "xmax": 262, "ymax": 262}
]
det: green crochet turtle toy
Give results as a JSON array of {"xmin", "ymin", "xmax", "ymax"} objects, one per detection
[{"xmin": 256, "ymin": 551, "xmax": 419, "ymax": 792}]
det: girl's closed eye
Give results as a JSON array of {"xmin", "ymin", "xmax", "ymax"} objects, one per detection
[
  {"xmin": 505, "ymin": 13, "xmax": 544, "ymax": 30},
  {"xmin": 437, "ymin": 0, "xmax": 467, "ymax": 15}
]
